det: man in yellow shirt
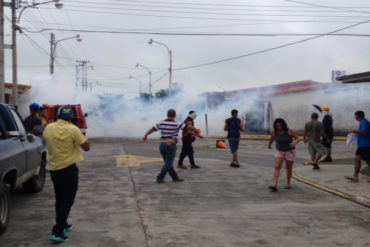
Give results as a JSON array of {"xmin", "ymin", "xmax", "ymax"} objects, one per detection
[
  {"xmin": 39, "ymin": 106, "xmax": 48, "ymax": 127},
  {"xmin": 43, "ymin": 106, "xmax": 90, "ymax": 243}
]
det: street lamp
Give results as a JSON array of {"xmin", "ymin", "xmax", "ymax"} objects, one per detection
[
  {"xmin": 2, "ymin": 0, "xmax": 64, "ymax": 105},
  {"xmin": 136, "ymin": 63, "xmax": 152, "ymax": 96},
  {"xmin": 50, "ymin": 33, "xmax": 82, "ymax": 74},
  {"xmin": 17, "ymin": 0, "xmax": 63, "ymax": 24},
  {"xmin": 148, "ymin": 39, "xmax": 172, "ymax": 94}
]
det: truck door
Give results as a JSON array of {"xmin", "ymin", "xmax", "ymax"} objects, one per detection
[
  {"xmin": 0, "ymin": 107, "xmax": 27, "ymax": 178},
  {"xmin": 8, "ymin": 109, "xmax": 40, "ymax": 172}
]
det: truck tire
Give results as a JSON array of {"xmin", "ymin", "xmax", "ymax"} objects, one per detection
[
  {"xmin": 0, "ymin": 183, "xmax": 10, "ymax": 235},
  {"xmin": 22, "ymin": 158, "xmax": 46, "ymax": 193}
]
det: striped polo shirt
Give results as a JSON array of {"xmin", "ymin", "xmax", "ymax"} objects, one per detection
[{"xmin": 153, "ymin": 119, "xmax": 187, "ymax": 141}]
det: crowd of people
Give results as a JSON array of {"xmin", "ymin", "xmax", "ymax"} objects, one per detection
[
  {"xmin": 22, "ymin": 102, "xmax": 370, "ymax": 243},
  {"xmin": 142, "ymin": 106, "xmax": 370, "ymax": 193},
  {"xmin": 268, "ymin": 108, "xmax": 370, "ymax": 191}
]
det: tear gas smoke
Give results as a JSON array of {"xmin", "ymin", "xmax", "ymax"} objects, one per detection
[
  {"xmin": 20, "ymin": 76, "xmax": 370, "ymax": 138},
  {"xmin": 19, "ymin": 76, "xmax": 256, "ymax": 138}
]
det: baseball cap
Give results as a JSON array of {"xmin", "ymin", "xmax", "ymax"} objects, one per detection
[
  {"xmin": 29, "ymin": 103, "xmax": 40, "ymax": 111},
  {"xmin": 322, "ymin": 106, "xmax": 330, "ymax": 112},
  {"xmin": 57, "ymin": 106, "xmax": 73, "ymax": 120}
]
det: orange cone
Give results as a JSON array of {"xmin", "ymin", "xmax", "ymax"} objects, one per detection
[{"xmin": 216, "ymin": 140, "xmax": 227, "ymax": 149}]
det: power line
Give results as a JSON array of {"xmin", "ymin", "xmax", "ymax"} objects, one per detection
[
  {"xmin": 20, "ymin": 27, "xmax": 370, "ymax": 37},
  {"xmin": 90, "ymin": 70, "xmax": 167, "ymax": 82},
  {"xmin": 173, "ymin": 18, "xmax": 370, "ymax": 71},
  {"xmin": 61, "ymin": 1, "xmax": 370, "ymax": 16},
  {"xmin": 21, "ymin": 32, "xmax": 75, "ymax": 73},
  {"xmin": 64, "ymin": 9, "xmax": 89, "ymax": 60},
  {"xmin": 284, "ymin": 0, "xmax": 370, "ymax": 15},
  {"xmin": 41, "ymin": 5, "xmax": 370, "ymax": 19},
  {"xmin": 62, "ymin": 0, "xmax": 370, "ymax": 13},
  {"xmin": 39, "ymin": 7, "xmax": 367, "ymax": 23},
  {"xmin": 61, "ymin": 0, "xmax": 370, "ymax": 9},
  {"xmin": 22, "ymin": 12, "xmax": 71, "ymax": 74},
  {"xmin": 22, "ymin": 32, "xmax": 50, "ymax": 56},
  {"xmin": 19, "ymin": 17, "xmax": 367, "ymax": 33}
]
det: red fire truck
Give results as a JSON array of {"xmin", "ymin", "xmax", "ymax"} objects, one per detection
[{"xmin": 42, "ymin": 104, "xmax": 88, "ymax": 134}]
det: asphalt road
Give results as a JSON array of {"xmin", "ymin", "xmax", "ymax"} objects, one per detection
[{"xmin": 1, "ymin": 138, "xmax": 369, "ymax": 247}]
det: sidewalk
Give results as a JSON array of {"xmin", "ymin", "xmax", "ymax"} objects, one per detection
[{"xmin": 294, "ymin": 162, "xmax": 370, "ymax": 208}]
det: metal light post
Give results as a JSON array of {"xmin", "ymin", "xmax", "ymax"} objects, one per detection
[
  {"xmin": 50, "ymin": 33, "xmax": 82, "ymax": 75},
  {"xmin": 17, "ymin": 0, "xmax": 63, "ymax": 24},
  {"xmin": 148, "ymin": 39, "xmax": 172, "ymax": 94},
  {"xmin": 5, "ymin": 0, "xmax": 63, "ymax": 105},
  {"xmin": 135, "ymin": 63, "xmax": 152, "ymax": 96}
]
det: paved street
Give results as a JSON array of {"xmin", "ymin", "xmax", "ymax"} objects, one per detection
[{"xmin": 1, "ymin": 138, "xmax": 370, "ymax": 247}]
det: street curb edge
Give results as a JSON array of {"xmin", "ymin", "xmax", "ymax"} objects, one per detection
[{"xmin": 292, "ymin": 166, "xmax": 370, "ymax": 209}]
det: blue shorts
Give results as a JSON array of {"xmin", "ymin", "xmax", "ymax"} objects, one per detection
[{"xmin": 228, "ymin": 138, "xmax": 240, "ymax": 154}]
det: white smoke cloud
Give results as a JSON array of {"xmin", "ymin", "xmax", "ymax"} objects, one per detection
[{"xmin": 19, "ymin": 75, "xmax": 370, "ymax": 138}]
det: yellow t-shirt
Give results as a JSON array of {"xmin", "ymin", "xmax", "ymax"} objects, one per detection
[
  {"xmin": 43, "ymin": 119, "xmax": 88, "ymax": 171},
  {"xmin": 41, "ymin": 117, "xmax": 47, "ymax": 127}
]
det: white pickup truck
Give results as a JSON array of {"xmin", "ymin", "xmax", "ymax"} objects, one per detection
[{"xmin": 0, "ymin": 104, "xmax": 47, "ymax": 235}]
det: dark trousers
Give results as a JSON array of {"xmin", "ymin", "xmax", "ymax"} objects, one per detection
[
  {"xmin": 158, "ymin": 142, "xmax": 179, "ymax": 180},
  {"xmin": 178, "ymin": 140, "xmax": 195, "ymax": 166},
  {"xmin": 50, "ymin": 164, "xmax": 78, "ymax": 235}
]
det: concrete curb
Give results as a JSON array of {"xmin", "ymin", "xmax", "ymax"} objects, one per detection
[
  {"xmin": 212, "ymin": 136, "xmax": 346, "ymax": 141},
  {"xmin": 293, "ymin": 166, "xmax": 370, "ymax": 208}
]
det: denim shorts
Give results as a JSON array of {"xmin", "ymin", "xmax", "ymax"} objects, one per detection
[{"xmin": 228, "ymin": 138, "xmax": 240, "ymax": 154}]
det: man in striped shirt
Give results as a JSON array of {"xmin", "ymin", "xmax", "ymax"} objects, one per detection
[{"xmin": 143, "ymin": 109, "xmax": 196, "ymax": 183}]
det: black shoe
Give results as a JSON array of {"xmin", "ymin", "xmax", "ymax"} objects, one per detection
[
  {"xmin": 156, "ymin": 179, "xmax": 165, "ymax": 184},
  {"xmin": 191, "ymin": 164, "xmax": 200, "ymax": 169},
  {"xmin": 230, "ymin": 163, "xmax": 240, "ymax": 168},
  {"xmin": 313, "ymin": 165, "xmax": 321, "ymax": 170},
  {"xmin": 269, "ymin": 186, "xmax": 277, "ymax": 192},
  {"xmin": 173, "ymin": 178, "xmax": 184, "ymax": 182},
  {"xmin": 177, "ymin": 165, "xmax": 187, "ymax": 169},
  {"xmin": 321, "ymin": 157, "xmax": 332, "ymax": 162}
]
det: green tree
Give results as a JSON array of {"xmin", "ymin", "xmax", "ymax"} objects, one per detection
[{"xmin": 155, "ymin": 89, "xmax": 169, "ymax": 98}]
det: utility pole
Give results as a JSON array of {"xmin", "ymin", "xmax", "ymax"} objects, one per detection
[
  {"xmin": 11, "ymin": 0, "xmax": 17, "ymax": 106},
  {"xmin": 75, "ymin": 64, "xmax": 80, "ymax": 90},
  {"xmin": 76, "ymin": 60, "xmax": 90, "ymax": 91},
  {"xmin": 50, "ymin": 32, "xmax": 55, "ymax": 75},
  {"xmin": 51, "ymin": 33, "xmax": 81, "ymax": 76},
  {"xmin": 149, "ymin": 70, "xmax": 152, "ymax": 96},
  {"xmin": 0, "ymin": 0, "xmax": 5, "ymax": 104},
  {"xmin": 169, "ymin": 49, "xmax": 172, "ymax": 93}
]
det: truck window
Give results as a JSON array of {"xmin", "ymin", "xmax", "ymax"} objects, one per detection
[
  {"xmin": 0, "ymin": 107, "xmax": 16, "ymax": 132},
  {"xmin": 0, "ymin": 111, "xmax": 7, "ymax": 138},
  {"xmin": 10, "ymin": 108, "xmax": 27, "ymax": 136}
]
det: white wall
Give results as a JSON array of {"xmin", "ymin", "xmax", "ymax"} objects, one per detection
[{"xmin": 266, "ymin": 84, "xmax": 370, "ymax": 132}]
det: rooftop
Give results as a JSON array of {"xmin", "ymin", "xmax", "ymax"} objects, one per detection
[{"xmin": 336, "ymin": 71, "xmax": 370, "ymax": 84}]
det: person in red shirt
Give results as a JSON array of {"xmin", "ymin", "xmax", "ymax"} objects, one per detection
[{"xmin": 178, "ymin": 111, "xmax": 203, "ymax": 169}]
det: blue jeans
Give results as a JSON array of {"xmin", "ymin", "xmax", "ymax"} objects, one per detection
[{"xmin": 157, "ymin": 142, "xmax": 179, "ymax": 180}]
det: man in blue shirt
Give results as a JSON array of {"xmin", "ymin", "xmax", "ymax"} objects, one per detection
[
  {"xmin": 345, "ymin": 111, "xmax": 370, "ymax": 182},
  {"xmin": 224, "ymin": 109, "xmax": 245, "ymax": 168}
]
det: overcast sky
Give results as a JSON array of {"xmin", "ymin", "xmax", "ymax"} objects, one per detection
[{"xmin": 3, "ymin": 0, "xmax": 370, "ymax": 96}]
